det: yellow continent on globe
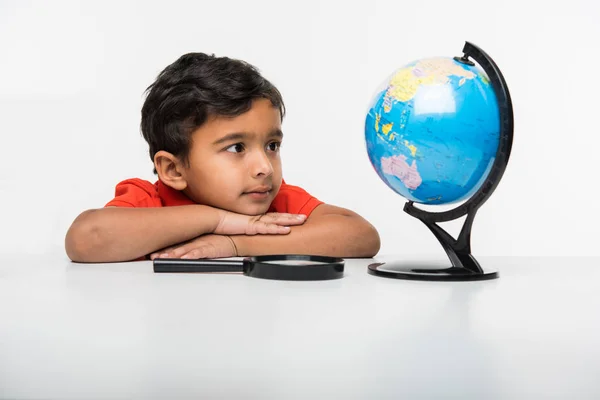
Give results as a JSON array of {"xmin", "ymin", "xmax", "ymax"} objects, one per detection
[
  {"xmin": 381, "ymin": 122, "xmax": 393, "ymax": 135},
  {"xmin": 403, "ymin": 140, "xmax": 417, "ymax": 157},
  {"xmin": 386, "ymin": 68, "xmax": 436, "ymax": 103},
  {"xmin": 383, "ymin": 58, "xmax": 477, "ymax": 111}
]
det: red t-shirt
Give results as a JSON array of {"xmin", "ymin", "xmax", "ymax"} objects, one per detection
[{"xmin": 105, "ymin": 178, "xmax": 323, "ymax": 216}]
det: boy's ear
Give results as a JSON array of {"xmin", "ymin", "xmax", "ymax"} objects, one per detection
[{"xmin": 154, "ymin": 150, "xmax": 188, "ymax": 191}]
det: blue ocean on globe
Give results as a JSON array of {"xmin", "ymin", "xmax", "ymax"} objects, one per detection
[{"xmin": 365, "ymin": 57, "xmax": 500, "ymax": 205}]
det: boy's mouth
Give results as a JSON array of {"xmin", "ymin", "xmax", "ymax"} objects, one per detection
[{"xmin": 243, "ymin": 186, "xmax": 272, "ymax": 200}]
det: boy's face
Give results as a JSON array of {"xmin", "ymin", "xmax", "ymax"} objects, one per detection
[{"xmin": 181, "ymin": 98, "xmax": 283, "ymax": 216}]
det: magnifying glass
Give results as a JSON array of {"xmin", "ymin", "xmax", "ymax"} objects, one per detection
[{"xmin": 153, "ymin": 254, "xmax": 345, "ymax": 281}]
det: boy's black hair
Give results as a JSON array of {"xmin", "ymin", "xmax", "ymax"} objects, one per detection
[{"xmin": 141, "ymin": 52, "xmax": 286, "ymax": 174}]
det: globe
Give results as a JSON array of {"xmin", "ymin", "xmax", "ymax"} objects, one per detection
[{"xmin": 365, "ymin": 57, "xmax": 501, "ymax": 205}]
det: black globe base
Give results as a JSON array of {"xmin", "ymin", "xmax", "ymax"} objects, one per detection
[
  {"xmin": 368, "ymin": 261, "xmax": 498, "ymax": 282},
  {"xmin": 372, "ymin": 201, "xmax": 500, "ymax": 281},
  {"xmin": 369, "ymin": 202, "xmax": 499, "ymax": 281}
]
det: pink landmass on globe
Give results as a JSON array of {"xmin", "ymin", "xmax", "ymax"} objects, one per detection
[{"xmin": 381, "ymin": 155, "xmax": 423, "ymax": 190}]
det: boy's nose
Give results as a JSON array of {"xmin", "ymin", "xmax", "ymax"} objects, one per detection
[{"xmin": 249, "ymin": 151, "xmax": 273, "ymax": 177}]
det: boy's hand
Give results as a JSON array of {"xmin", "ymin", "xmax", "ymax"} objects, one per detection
[
  {"xmin": 150, "ymin": 234, "xmax": 237, "ymax": 260},
  {"xmin": 214, "ymin": 211, "xmax": 306, "ymax": 235}
]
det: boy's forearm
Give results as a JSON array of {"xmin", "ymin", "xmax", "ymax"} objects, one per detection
[
  {"xmin": 65, "ymin": 205, "xmax": 221, "ymax": 263},
  {"xmin": 230, "ymin": 214, "xmax": 380, "ymax": 258}
]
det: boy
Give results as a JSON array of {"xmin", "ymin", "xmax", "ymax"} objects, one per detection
[{"xmin": 65, "ymin": 53, "xmax": 380, "ymax": 263}]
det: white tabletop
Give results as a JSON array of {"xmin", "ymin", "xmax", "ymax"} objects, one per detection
[{"xmin": 1, "ymin": 254, "xmax": 599, "ymax": 399}]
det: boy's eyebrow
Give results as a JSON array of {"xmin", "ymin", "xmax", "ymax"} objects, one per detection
[{"xmin": 212, "ymin": 129, "xmax": 283, "ymax": 145}]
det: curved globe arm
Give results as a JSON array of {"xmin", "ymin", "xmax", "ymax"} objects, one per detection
[{"xmin": 405, "ymin": 41, "xmax": 514, "ymax": 223}]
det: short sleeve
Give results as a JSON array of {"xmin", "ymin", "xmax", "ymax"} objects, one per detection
[
  {"xmin": 104, "ymin": 178, "xmax": 162, "ymax": 208},
  {"xmin": 269, "ymin": 183, "xmax": 323, "ymax": 216}
]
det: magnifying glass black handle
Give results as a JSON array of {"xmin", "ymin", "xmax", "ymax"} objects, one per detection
[
  {"xmin": 153, "ymin": 258, "xmax": 243, "ymax": 273},
  {"xmin": 153, "ymin": 255, "xmax": 345, "ymax": 280}
]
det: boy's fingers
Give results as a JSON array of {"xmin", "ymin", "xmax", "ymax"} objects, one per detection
[
  {"xmin": 271, "ymin": 225, "xmax": 291, "ymax": 234},
  {"xmin": 180, "ymin": 249, "xmax": 204, "ymax": 259},
  {"xmin": 151, "ymin": 251, "xmax": 169, "ymax": 259},
  {"xmin": 154, "ymin": 235, "xmax": 206, "ymax": 258},
  {"xmin": 181, "ymin": 245, "xmax": 222, "ymax": 259},
  {"xmin": 158, "ymin": 246, "xmax": 187, "ymax": 258},
  {"xmin": 151, "ymin": 244, "xmax": 180, "ymax": 259},
  {"xmin": 250, "ymin": 222, "xmax": 291, "ymax": 235},
  {"xmin": 262, "ymin": 213, "xmax": 306, "ymax": 224}
]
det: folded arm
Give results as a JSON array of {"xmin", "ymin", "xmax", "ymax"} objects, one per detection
[
  {"xmin": 231, "ymin": 204, "xmax": 380, "ymax": 258},
  {"xmin": 65, "ymin": 205, "xmax": 222, "ymax": 263},
  {"xmin": 65, "ymin": 205, "xmax": 306, "ymax": 263}
]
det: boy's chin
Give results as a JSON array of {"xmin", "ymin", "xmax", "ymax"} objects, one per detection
[
  {"xmin": 227, "ymin": 202, "xmax": 271, "ymax": 216},
  {"xmin": 240, "ymin": 205, "xmax": 271, "ymax": 216}
]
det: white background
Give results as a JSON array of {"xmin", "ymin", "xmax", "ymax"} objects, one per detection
[{"xmin": 1, "ymin": 0, "xmax": 598, "ymax": 257}]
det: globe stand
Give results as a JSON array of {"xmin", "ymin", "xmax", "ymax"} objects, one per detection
[{"xmin": 368, "ymin": 41, "xmax": 513, "ymax": 282}]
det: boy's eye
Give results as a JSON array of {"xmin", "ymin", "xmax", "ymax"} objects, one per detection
[
  {"xmin": 267, "ymin": 141, "xmax": 281, "ymax": 152},
  {"xmin": 226, "ymin": 143, "xmax": 245, "ymax": 153}
]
